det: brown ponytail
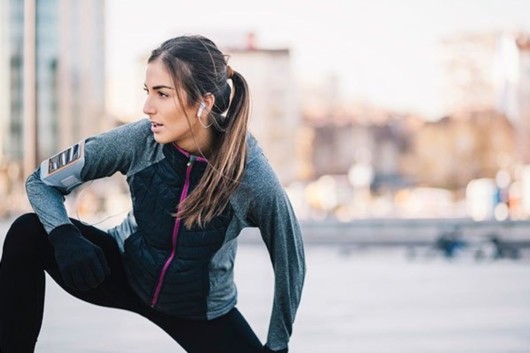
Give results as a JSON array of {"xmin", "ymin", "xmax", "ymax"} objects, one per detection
[{"xmin": 179, "ymin": 69, "xmax": 250, "ymax": 228}]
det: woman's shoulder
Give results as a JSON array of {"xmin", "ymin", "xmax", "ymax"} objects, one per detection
[
  {"xmin": 240, "ymin": 134, "xmax": 284, "ymax": 197},
  {"xmin": 245, "ymin": 135, "xmax": 278, "ymax": 178},
  {"xmin": 230, "ymin": 134, "xmax": 295, "ymax": 223}
]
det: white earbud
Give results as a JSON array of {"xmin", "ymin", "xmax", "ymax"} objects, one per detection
[{"xmin": 197, "ymin": 102, "xmax": 206, "ymax": 118}]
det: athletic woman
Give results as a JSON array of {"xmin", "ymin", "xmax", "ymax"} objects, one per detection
[{"xmin": 0, "ymin": 34, "xmax": 305, "ymax": 353}]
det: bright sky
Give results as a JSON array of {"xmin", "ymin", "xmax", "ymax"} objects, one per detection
[{"xmin": 106, "ymin": 0, "xmax": 530, "ymax": 120}]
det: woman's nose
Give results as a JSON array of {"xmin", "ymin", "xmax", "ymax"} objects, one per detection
[{"xmin": 143, "ymin": 96, "xmax": 155, "ymax": 115}]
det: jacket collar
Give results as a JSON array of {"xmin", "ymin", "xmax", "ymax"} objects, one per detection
[{"xmin": 171, "ymin": 143, "xmax": 208, "ymax": 163}]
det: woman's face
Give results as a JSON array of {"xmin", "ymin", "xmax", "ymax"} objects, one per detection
[{"xmin": 143, "ymin": 59, "xmax": 201, "ymax": 148}]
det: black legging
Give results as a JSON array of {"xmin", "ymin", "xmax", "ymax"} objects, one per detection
[{"xmin": 0, "ymin": 213, "xmax": 263, "ymax": 353}]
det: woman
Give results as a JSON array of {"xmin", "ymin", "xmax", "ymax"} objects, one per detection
[{"xmin": 0, "ymin": 35, "xmax": 305, "ymax": 353}]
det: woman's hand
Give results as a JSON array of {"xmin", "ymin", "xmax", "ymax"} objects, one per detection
[{"xmin": 49, "ymin": 224, "xmax": 110, "ymax": 291}]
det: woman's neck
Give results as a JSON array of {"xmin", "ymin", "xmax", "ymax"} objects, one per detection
[{"xmin": 176, "ymin": 127, "xmax": 215, "ymax": 157}]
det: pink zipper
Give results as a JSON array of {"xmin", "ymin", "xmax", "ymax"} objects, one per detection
[{"xmin": 150, "ymin": 155, "xmax": 196, "ymax": 308}]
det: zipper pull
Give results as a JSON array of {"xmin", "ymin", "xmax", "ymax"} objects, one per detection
[{"xmin": 187, "ymin": 155, "xmax": 196, "ymax": 167}]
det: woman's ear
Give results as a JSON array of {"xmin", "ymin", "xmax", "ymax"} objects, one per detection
[{"xmin": 203, "ymin": 93, "xmax": 215, "ymax": 112}]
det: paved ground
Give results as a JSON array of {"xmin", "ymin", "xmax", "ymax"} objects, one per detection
[{"xmin": 2, "ymin": 220, "xmax": 530, "ymax": 353}]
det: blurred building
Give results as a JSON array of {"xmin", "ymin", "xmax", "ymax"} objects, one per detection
[
  {"xmin": 302, "ymin": 105, "xmax": 413, "ymax": 190},
  {"xmin": 408, "ymin": 109, "xmax": 515, "ymax": 190},
  {"xmin": 0, "ymin": 1, "xmax": 6, "ymax": 165},
  {"xmin": 440, "ymin": 31, "xmax": 530, "ymax": 164},
  {"xmin": 0, "ymin": 0, "xmax": 24, "ymax": 167},
  {"xmin": 515, "ymin": 36, "xmax": 530, "ymax": 164},
  {"xmin": 0, "ymin": 0, "xmax": 106, "ymax": 178},
  {"xmin": 222, "ymin": 34, "xmax": 300, "ymax": 185}
]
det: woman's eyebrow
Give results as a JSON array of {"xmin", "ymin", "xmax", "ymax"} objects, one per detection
[
  {"xmin": 144, "ymin": 84, "xmax": 175, "ymax": 90},
  {"xmin": 152, "ymin": 85, "xmax": 175, "ymax": 90}
]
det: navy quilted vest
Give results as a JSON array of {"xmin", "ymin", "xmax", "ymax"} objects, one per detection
[{"xmin": 123, "ymin": 143, "xmax": 232, "ymax": 318}]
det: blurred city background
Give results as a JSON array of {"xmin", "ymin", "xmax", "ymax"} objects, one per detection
[
  {"xmin": 2, "ymin": 0, "xmax": 530, "ymax": 228},
  {"xmin": 2, "ymin": 1, "xmax": 530, "ymax": 352}
]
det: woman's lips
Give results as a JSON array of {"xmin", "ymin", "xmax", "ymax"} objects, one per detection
[{"xmin": 150, "ymin": 122, "xmax": 163, "ymax": 133}]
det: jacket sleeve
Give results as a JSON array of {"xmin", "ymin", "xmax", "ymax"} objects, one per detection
[
  {"xmin": 25, "ymin": 118, "xmax": 152, "ymax": 234},
  {"xmin": 247, "ymin": 171, "xmax": 306, "ymax": 351}
]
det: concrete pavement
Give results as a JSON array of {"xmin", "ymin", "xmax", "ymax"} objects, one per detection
[{"xmin": 1, "ymin": 219, "xmax": 530, "ymax": 352}]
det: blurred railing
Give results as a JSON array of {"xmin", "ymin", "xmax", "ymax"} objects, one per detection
[{"xmin": 239, "ymin": 218, "xmax": 530, "ymax": 247}]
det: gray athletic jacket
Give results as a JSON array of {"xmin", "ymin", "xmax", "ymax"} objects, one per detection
[{"xmin": 26, "ymin": 118, "xmax": 306, "ymax": 351}]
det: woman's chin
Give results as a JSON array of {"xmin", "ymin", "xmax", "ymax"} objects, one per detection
[{"xmin": 152, "ymin": 133, "xmax": 170, "ymax": 144}]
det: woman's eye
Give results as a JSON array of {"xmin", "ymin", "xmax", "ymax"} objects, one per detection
[{"xmin": 143, "ymin": 87, "xmax": 168, "ymax": 98}]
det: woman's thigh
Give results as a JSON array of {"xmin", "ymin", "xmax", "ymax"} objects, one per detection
[{"xmin": 145, "ymin": 307, "xmax": 263, "ymax": 353}]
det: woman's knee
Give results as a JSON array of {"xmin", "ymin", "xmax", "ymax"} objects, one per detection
[
  {"xmin": 2, "ymin": 213, "xmax": 50, "ymax": 259},
  {"xmin": 10, "ymin": 213, "xmax": 43, "ymax": 230},
  {"xmin": 6, "ymin": 213, "xmax": 45, "ymax": 238}
]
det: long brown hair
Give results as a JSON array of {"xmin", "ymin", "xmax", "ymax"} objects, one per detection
[{"xmin": 148, "ymin": 35, "xmax": 250, "ymax": 228}]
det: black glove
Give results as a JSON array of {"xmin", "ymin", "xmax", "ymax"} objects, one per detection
[
  {"xmin": 49, "ymin": 224, "xmax": 110, "ymax": 291},
  {"xmin": 263, "ymin": 346, "xmax": 288, "ymax": 353}
]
